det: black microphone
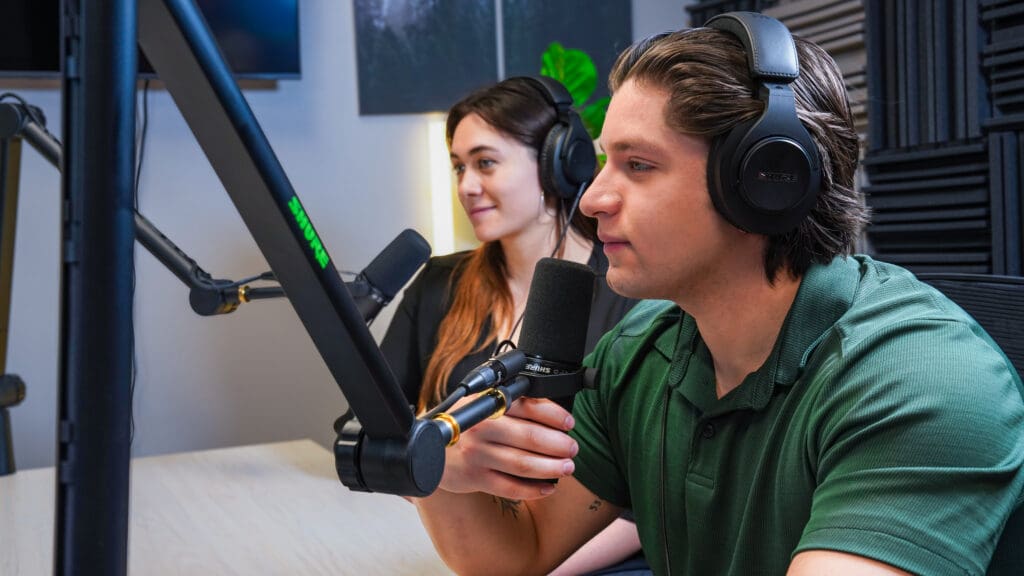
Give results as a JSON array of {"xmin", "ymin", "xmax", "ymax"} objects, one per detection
[
  {"xmin": 432, "ymin": 257, "xmax": 595, "ymax": 445},
  {"xmin": 245, "ymin": 228, "xmax": 431, "ymax": 323},
  {"xmin": 516, "ymin": 258, "xmax": 595, "ymax": 398},
  {"xmin": 0, "ymin": 374, "xmax": 26, "ymax": 408},
  {"xmin": 449, "ymin": 253, "xmax": 596, "ymax": 399},
  {"xmin": 351, "ymin": 228, "xmax": 432, "ymax": 323}
]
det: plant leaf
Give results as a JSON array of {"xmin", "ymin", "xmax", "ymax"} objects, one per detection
[
  {"xmin": 540, "ymin": 42, "xmax": 597, "ymax": 108},
  {"xmin": 581, "ymin": 97, "xmax": 610, "ymax": 139},
  {"xmin": 540, "ymin": 42, "xmax": 566, "ymax": 78}
]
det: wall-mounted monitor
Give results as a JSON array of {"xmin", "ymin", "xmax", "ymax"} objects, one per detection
[{"xmin": 0, "ymin": 0, "xmax": 301, "ymax": 79}]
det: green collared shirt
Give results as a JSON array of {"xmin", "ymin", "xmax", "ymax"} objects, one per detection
[{"xmin": 572, "ymin": 255, "xmax": 1024, "ymax": 575}]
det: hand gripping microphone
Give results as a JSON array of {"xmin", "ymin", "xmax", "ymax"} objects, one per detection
[
  {"xmin": 431, "ymin": 257, "xmax": 595, "ymax": 445},
  {"xmin": 333, "ymin": 257, "xmax": 594, "ymax": 496}
]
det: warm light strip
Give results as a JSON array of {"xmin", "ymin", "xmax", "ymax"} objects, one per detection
[{"xmin": 428, "ymin": 116, "xmax": 455, "ymax": 255}]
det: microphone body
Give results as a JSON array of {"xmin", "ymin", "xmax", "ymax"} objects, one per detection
[
  {"xmin": 0, "ymin": 374, "xmax": 26, "ymax": 408},
  {"xmin": 433, "ymin": 257, "xmax": 596, "ymax": 444},
  {"xmin": 344, "ymin": 228, "xmax": 431, "ymax": 323},
  {"xmin": 516, "ymin": 257, "xmax": 596, "ymax": 398},
  {"xmin": 239, "ymin": 228, "xmax": 430, "ymax": 323}
]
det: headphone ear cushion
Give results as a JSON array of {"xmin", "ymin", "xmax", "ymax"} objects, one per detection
[
  {"xmin": 539, "ymin": 107, "xmax": 598, "ymax": 200},
  {"xmin": 563, "ymin": 114, "xmax": 598, "ymax": 188},
  {"xmin": 539, "ymin": 123, "xmax": 572, "ymax": 199},
  {"xmin": 706, "ymin": 120, "xmax": 752, "ymax": 230}
]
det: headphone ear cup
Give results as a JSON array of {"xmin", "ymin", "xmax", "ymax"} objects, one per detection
[
  {"xmin": 562, "ymin": 114, "xmax": 598, "ymax": 190},
  {"xmin": 539, "ymin": 123, "xmax": 570, "ymax": 199},
  {"xmin": 707, "ymin": 118, "xmax": 819, "ymax": 235},
  {"xmin": 525, "ymin": 75, "xmax": 598, "ymax": 200},
  {"xmin": 541, "ymin": 116, "xmax": 597, "ymax": 200},
  {"xmin": 739, "ymin": 135, "xmax": 816, "ymax": 224}
]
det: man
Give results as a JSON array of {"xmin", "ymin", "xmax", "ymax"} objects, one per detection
[{"xmin": 412, "ymin": 15, "xmax": 1024, "ymax": 575}]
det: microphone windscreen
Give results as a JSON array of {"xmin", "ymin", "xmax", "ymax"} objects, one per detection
[
  {"xmin": 361, "ymin": 229, "xmax": 431, "ymax": 299},
  {"xmin": 518, "ymin": 258, "xmax": 595, "ymax": 366}
]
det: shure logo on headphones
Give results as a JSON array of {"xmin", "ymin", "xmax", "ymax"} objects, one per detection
[{"xmin": 757, "ymin": 170, "xmax": 798, "ymax": 184}]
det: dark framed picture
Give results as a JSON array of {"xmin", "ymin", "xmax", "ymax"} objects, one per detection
[
  {"xmin": 354, "ymin": 0, "xmax": 498, "ymax": 115},
  {"xmin": 502, "ymin": 0, "xmax": 632, "ymax": 103}
]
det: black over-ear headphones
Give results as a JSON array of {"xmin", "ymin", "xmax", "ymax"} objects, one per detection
[
  {"xmin": 520, "ymin": 76, "xmax": 598, "ymax": 200},
  {"xmin": 704, "ymin": 12, "xmax": 821, "ymax": 235}
]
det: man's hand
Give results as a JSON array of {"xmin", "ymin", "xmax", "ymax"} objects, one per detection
[
  {"xmin": 438, "ymin": 396, "xmax": 579, "ymax": 500},
  {"xmin": 414, "ymin": 396, "xmax": 619, "ymax": 576}
]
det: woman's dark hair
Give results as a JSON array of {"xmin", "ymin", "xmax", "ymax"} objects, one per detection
[{"xmin": 609, "ymin": 29, "xmax": 869, "ymax": 282}]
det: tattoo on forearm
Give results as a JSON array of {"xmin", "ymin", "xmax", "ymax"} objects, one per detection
[
  {"xmin": 588, "ymin": 499, "xmax": 603, "ymax": 512},
  {"xmin": 492, "ymin": 496, "xmax": 522, "ymax": 519}
]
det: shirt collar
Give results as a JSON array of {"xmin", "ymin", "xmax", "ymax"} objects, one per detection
[
  {"xmin": 774, "ymin": 256, "xmax": 861, "ymax": 382},
  {"xmin": 669, "ymin": 256, "xmax": 862, "ymax": 413}
]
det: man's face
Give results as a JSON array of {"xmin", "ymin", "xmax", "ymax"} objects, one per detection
[{"xmin": 581, "ymin": 79, "xmax": 752, "ymax": 303}]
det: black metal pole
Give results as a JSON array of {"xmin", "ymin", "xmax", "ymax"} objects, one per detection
[
  {"xmin": 137, "ymin": 0, "xmax": 414, "ymax": 439},
  {"xmin": 55, "ymin": 0, "xmax": 137, "ymax": 574},
  {"xmin": 0, "ymin": 135, "xmax": 21, "ymax": 381}
]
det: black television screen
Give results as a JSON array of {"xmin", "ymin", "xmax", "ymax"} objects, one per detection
[{"xmin": 0, "ymin": 0, "xmax": 301, "ymax": 79}]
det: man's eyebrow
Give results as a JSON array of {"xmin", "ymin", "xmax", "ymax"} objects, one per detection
[{"xmin": 603, "ymin": 139, "xmax": 662, "ymax": 156}]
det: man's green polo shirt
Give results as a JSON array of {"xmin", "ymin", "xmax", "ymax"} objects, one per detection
[{"xmin": 572, "ymin": 255, "xmax": 1024, "ymax": 575}]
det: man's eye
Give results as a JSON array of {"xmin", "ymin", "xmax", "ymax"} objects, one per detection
[{"xmin": 628, "ymin": 160, "xmax": 652, "ymax": 172}]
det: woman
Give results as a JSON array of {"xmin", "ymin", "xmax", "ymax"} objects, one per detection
[{"xmin": 381, "ymin": 77, "xmax": 645, "ymax": 575}]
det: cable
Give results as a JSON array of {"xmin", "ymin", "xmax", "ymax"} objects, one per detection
[
  {"xmin": 551, "ymin": 180, "xmax": 587, "ymax": 259},
  {"xmin": 225, "ymin": 270, "xmax": 275, "ymax": 288},
  {"xmin": 0, "ymin": 92, "xmax": 47, "ymax": 126},
  {"xmin": 133, "ymin": 80, "xmax": 150, "ymax": 200},
  {"xmin": 422, "ymin": 387, "xmax": 467, "ymax": 419},
  {"xmin": 129, "ymin": 80, "xmax": 151, "ymax": 445}
]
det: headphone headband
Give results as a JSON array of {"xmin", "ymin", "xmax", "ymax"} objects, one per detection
[
  {"xmin": 524, "ymin": 75, "xmax": 575, "ymax": 110},
  {"xmin": 517, "ymin": 76, "xmax": 597, "ymax": 201},
  {"xmin": 703, "ymin": 12, "xmax": 821, "ymax": 236},
  {"xmin": 705, "ymin": 12, "xmax": 799, "ymax": 82}
]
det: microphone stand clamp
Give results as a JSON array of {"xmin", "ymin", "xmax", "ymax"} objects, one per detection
[{"xmin": 334, "ymin": 411, "xmax": 446, "ymax": 497}]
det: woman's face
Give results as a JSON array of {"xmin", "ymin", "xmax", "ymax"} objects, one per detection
[{"xmin": 450, "ymin": 113, "xmax": 553, "ymax": 244}]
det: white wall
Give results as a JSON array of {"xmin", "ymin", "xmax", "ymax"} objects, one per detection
[{"xmin": 4, "ymin": 0, "xmax": 690, "ymax": 470}]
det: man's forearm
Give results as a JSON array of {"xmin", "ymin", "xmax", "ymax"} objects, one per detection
[{"xmin": 414, "ymin": 489, "xmax": 544, "ymax": 575}]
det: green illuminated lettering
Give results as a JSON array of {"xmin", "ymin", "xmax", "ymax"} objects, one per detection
[{"xmin": 288, "ymin": 195, "xmax": 329, "ymax": 270}]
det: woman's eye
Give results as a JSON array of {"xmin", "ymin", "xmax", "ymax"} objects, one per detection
[
  {"xmin": 452, "ymin": 164, "xmax": 466, "ymax": 176},
  {"xmin": 477, "ymin": 158, "xmax": 496, "ymax": 170}
]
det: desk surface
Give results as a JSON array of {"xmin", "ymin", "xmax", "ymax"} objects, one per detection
[{"xmin": 0, "ymin": 439, "xmax": 453, "ymax": 575}]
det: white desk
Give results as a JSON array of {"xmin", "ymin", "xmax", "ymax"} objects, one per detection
[{"xmin": 0, "ymin": 439, "xmax": 453, "ymax": 575}]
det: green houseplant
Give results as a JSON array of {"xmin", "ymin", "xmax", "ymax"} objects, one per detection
[{"xmin": 540, "ymin": 42, "xmax": 609, "ymax": 142}]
